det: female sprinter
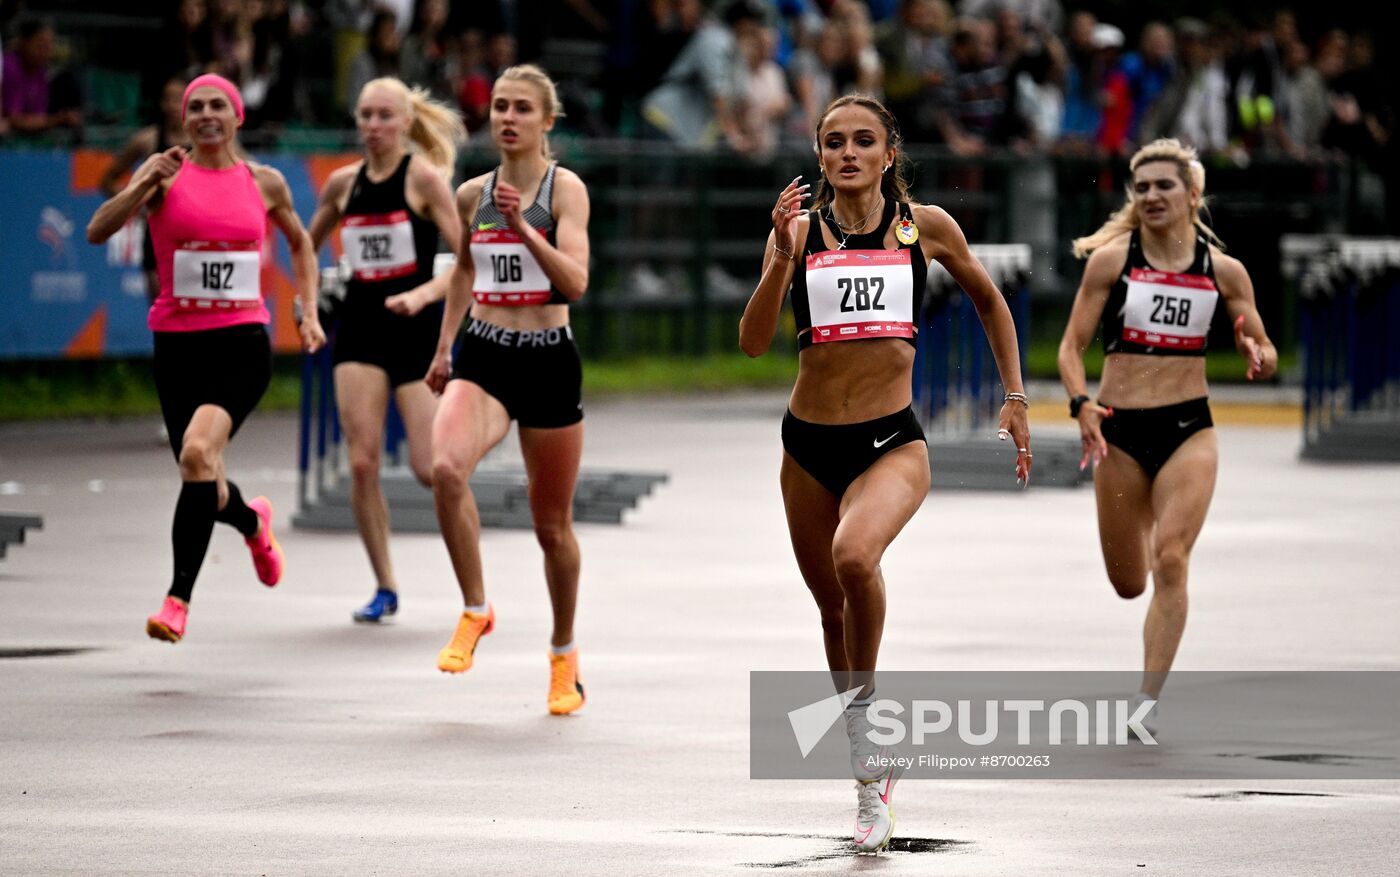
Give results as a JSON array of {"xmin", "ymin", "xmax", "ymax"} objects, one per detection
[
  {"xmin": 739, "ymin": 95, "xmax": 1031, "ymax": 852},
  {"xmin": 427, "ymin": 65, "xmax": 592, "ymax": 716},
  {"xmin": 1058, "ymin": 138, "xmax": 1278, "ymax": 733},
  {"xmin": 87, "ymin": 74, "xmax": 324, "ymax": 642},
  {"xmin": 307, "ymin": 77, "xmax": 464, "ymax": 623}
]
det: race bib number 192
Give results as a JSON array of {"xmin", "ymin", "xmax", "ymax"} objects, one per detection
[{"xmin": 172, "ymin": 240, "xmax": 261, "ymax": 309}]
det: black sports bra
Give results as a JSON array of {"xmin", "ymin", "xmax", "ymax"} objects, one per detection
[{"xmin": 1102, "ymin": 230, "xmax": 1220, "ymax": 356}]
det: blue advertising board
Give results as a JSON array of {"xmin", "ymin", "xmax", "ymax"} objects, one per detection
[{"xmin": 0, "ymin": 148, "xmax": 353, "ymax": 359}]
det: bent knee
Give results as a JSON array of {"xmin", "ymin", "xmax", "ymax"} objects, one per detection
[
  {"xmin": 533, "ymin": 520, "xmax": 574, "ymax": 553},
  {"xmin": 430, "ymin": 458, "xmax": 470, "ymax": 493},
  {"xmin": 1152, "ymin": 543, "xmax": 1191, "ymax": 585},
  {"xmin": 831, "ymin": 540, "xmax": 880, "ymax": 588},
  {"xmin": 348, "ymin": 452, "xmax": 381, "ymax": 483},
  {"xmin": 178, "ymin": 438, "xmax": 219, "ymax": 478}
]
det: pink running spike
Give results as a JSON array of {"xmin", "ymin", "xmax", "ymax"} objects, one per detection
[
  {"xmin": 245, "ymin": 496, "xmax": 283, "ymax": 587},
  {"xmin": 146, "ymin": 596, "xmax": 188, "ymax": 643}
]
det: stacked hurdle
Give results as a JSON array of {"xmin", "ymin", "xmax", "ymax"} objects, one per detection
[
  {"xmin": 915, "ymin": 244, "xmax": 1086, "ymax": 490},
  {"xmin": 293, "ymin": 263, "xmax": 667, "ymax": 533},
  {"xmin": 0, "ymin": 513, "xmax": 42, "ymax": 560},
  {"xmin": 1283, "ymin": 236, "xmax": 1400, "ymax": 462}
]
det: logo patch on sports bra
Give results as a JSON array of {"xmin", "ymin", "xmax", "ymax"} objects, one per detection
[{"xmin": 895, "ymin": 218, "xmax": 918, "ymax": 245}]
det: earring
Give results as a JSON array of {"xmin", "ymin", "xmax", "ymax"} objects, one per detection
[{"xmin": 882, "ymin": 165, "xmax": 891, "ymax": 173}]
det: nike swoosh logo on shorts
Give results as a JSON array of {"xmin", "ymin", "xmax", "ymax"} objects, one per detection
[
  {"xmin": 873, "ymin": 432, "xmax": 900, "ymax": 448},
  {"xmin": 1178, "ymin": 418, "xmax": 1199, "ymax": 429}
]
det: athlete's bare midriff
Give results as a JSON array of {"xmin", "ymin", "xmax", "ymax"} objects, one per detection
[
  {"xmin": 1098, "ymin": 352, "xmax": 1209, "ymax": 409},
  {"xmin": 469, "ymin": 301, "xmax": 570, "ymax": 332},
  {"xmin": 789, "ymin": 338, "xmax": 915, "ymax": 423}
]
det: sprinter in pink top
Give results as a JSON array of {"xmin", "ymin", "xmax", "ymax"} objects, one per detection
[{"xmin": 87, "ymin": 74, "xmax": 325, "ymax": 644}]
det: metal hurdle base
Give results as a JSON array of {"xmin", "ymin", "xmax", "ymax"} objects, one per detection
[
  {"xmin": 0, "ymin": 513, "xmax": 43, "ymax": 560},
  {"xmin": 1302, "ymin": 414, "xmax": 1400, "ymax": 462},
  {"xmin": 293, "ymin": 467, "xmax": 668, "ymax": 532},
  {"xmin": 928, "ymin": 436, "xmax": 1087, "ymax": 491}
]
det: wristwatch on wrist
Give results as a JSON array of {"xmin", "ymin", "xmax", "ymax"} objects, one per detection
[{"xmin": 1069, "ymin": 395, "xmax": 1091, "ymax": 418}]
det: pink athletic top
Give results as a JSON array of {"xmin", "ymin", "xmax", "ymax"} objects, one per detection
[{"xmin": 147, "ymin": 160, "xmax": 271, "ymax": 332}]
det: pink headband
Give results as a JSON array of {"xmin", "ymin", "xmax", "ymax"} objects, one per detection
[{"xmin": 182, "ymin": 74, "xmax": 244, "ymax": 124}]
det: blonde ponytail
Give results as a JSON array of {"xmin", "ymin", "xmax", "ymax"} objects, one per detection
[
  {"xmin": 1072, "ymin": 138, "xmax": 1225, "ymax": 259},
  {"xmin": 407, "ymin": 87, "xmax": 467, "ymax": 176},
  {"xmin": 359, "ymin": 77, "xmax": 467, "ymax": 177}
]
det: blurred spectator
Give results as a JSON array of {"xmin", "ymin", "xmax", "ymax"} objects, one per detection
[
  {"xmin": 641, "ymin": 0, "xmax": 762, "ymax": 151},
  {"xmin": 2, "ymin": 18, "xmax": 83, "ymax": 138},
  {"xmin": 601, "ymin": 0, "xmax": 690, "ymax": 134},
  {"xmin": 877, "ymin": 0, "xmax": 953, "ymax": 142},
  {"xmin": 738, "ymin": 25, "xmax": 790, "ymax": 157},
  {"xmin": 345, "ymin": 9, "xmax": 402, "ymax": 117},
  {"xmin": 787, "ymin": 21, "xmax": 841, "ymax": 140},
  {"xmin": 206, "ymin": 0, "xmax": 252, "ymax": 84},
  {"xmin": 1275, "ymin": 38, "xmax": 1327, "ymax": 158},
  {"xmin": 998, "ymin": 6, "xmax": 1064, "ymax": 147},
  {"xmin": 1142, "ymin": 18, "xmax": 1228, "ymax": 154},
  {"xmin": 1120, "ymin": 21, "xmax": 1174, "ymax": 142},
  {"xmin": 457, "ymin": 29, "xmax": 492, "ymax": 133},
  {"xmin": 1058, "ymin": 10, "xmax": 1098, "ymax": 141},
  {"xmin": 328, "ymin": 0, "xmax": 413, "ymax": 34},
  {"xmin": 1316, "ymin": 31, "xmax": 1389, "ymax": 161},
  {"xmin": 1334, "ymin": 33, "xmax": 1390, "ymax": 154},
  {"xmin": 946, "ymin": 16, "xmax": 1023, "ymax": 152},
  {"xmin": 959, "ymin": 0, "xmax": 1063, "ymax": 35},
  {"xmin": 828, "ymin": 0, "xmax": 883, "ymax": 96},
  {"xmin": 456, "ymin": 28, "xmax": 517, "ymax": 134},
  {"xmin": 486, "ymin": 30, "xmax": 517, "ymax": 75},
  {"xmin": 1228, "ymin": 11, "xmax": 1284, "ymax": 151},
  {"xmin": 401, "ymin": 0, "xmax": 456, "ymax": 104},
  {"xmin": 382, "ymin": 0, "xmax": 416, "ymax": 36},
  {"xmin": 244, "ymin": 0, "xmax": 296, "ymax": 127},
  {"xmin": 1091, "ymin": 24, "xmax": 1131, "ymax": 154},
  {"xmin": 171, "ymin": 0, "xmax": 215, "ymax": 77}
]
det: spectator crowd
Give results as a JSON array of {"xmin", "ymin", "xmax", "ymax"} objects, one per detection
[{"xmin": 1, "ymin": 0, "xmax": 1393, "ymax": 169}]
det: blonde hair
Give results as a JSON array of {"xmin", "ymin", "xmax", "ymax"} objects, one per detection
[
  {"xmin": 493, "ymin": 64, "xmax": 563, "ymax": 159},
  {"xmin": 359, "ymin": 77, "xmax": 467, "ymax": 177},
  {"xmin": 1071, "ymin": 138, "xmax": 1224, "ymax": 259}
]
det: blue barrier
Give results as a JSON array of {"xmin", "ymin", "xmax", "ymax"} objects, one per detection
[
  {"xmin": 1283, "ymin": 236, "xmax": 1400, "ymax": 461},
  {"xmin": 914, "ymin": 245, "xmax": 1031, "ymax": 437},
  {"xmin": 0, "ymin": 148, "xmax": 350, "ymax": 359}
]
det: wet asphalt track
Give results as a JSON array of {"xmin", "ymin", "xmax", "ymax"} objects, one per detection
[{"xmin": 2, "ymin": 392, "xmax": 1397, "ymax": 874}]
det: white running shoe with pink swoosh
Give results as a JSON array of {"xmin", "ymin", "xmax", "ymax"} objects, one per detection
[{"xmin": 853, "ymin": 765, "xmax": 901, "ymax": 853}]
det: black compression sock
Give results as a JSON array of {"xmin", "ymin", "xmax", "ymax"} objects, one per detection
[
  {"xmin": 216, "ymin": 480, "xmax": 259, "ymax": 538},
  {"xmin": 169, "ymin": 480, "xmax": 218, "ymax": 604}
]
